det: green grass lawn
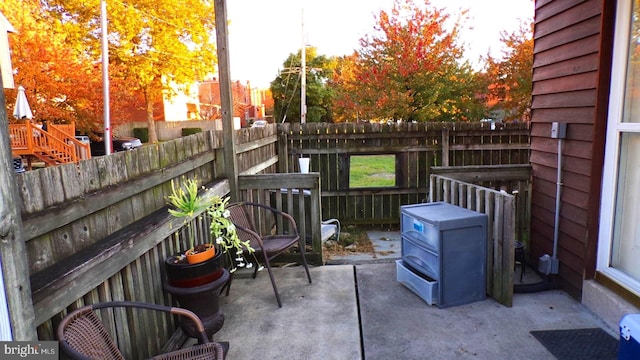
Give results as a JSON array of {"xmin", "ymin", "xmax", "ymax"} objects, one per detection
[{"xmin": 349, "ymin": 154, "xmax": 396, "ymax": 187}]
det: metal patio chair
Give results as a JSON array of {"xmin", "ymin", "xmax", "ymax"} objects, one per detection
[
  {"xmin": 227, "ymin": 201, "xmax": 312, "ymax": 307},
  {"xmin": 57, "ymin": 301, "xmax": 225, "ymax": 360}
]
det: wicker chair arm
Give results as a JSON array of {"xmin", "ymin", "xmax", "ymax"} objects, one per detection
[
  {"xmin": 57, "ymin": 301, "xmax": 218, "ymax": 360},
  {"xmin": 90, "ymin": 301, "xmax": 210, "ymax": 344}
]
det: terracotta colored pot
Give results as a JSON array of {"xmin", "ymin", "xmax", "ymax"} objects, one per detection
[{"xmin": 185, "ymin": 244, "xmax": 215, "ymax": 264}]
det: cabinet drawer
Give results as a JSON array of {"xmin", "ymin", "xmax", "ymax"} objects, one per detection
[
  {"xmin": 396, "ymin": 260, "xmax": 438, "ymax": 305},
  {"xmin": 401, "ymin": 213, "xmax": 439, "ymax": 251},
  {"xmin": 402, "ymin": 237, "xmax": 439, "ymax": 279}
]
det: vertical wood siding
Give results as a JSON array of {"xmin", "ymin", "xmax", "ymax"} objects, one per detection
[{"xmin": 530, "ymin": 0, "xmax": 613, "ymax": 298}]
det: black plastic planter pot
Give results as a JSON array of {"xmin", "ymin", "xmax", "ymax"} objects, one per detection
[
  {"xmin": 163, "ymin": 268, "xmax": 230, "ymax": 338},
  {"xmin": 164, "ymin": 249, "xmax": 225, "ymax": 288}
]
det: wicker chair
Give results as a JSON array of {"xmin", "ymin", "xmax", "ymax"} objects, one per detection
[
  {"xmin": 227, "ymin": 201, "xmax": 312, "ymax": 307},
  {"xmin": 56, "ymin": 301, "xmax": 225, "ymax": 360}
]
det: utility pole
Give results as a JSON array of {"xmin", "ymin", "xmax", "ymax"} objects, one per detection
[
  {"xmin": 214, "ymin": 0, "xmax": 239, "ymax": 201},
  {"xmin": 300, "ymin": 8, "xmax": 306, "ymax": 124},
  {"xmin": 101, "ymin": 0, "xmax": 112, "ymax": 155}
]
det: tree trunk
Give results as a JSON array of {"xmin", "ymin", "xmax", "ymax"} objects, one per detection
[{"xmin": 144, "ymin": 88, "xmax": 158, "ymax": 143}]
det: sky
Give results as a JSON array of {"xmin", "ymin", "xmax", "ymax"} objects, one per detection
[{"xmin": 226, "ymin": 0, "xmax": 534, "ymax": 89}]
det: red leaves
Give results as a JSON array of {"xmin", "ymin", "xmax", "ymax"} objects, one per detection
[{"xmin": 332, "ymin": 0, "xmax": 481, "ymax": 122}]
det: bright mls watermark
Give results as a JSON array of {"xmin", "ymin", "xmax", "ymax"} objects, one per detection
[{"xmin": 0, "ymin": 342, "xmax": 58, "ymax": 359}]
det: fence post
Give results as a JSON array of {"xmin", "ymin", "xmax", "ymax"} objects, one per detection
[
  {"xmin": 442, "ymin": 129, "xmax": 449, "ymax": 167},
  {"xmin": 278, "ymin": 131, "xmax": 289, "ymax": 173}
]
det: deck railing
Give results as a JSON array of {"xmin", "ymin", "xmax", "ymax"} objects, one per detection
[
  {"xmin": 238, "ymin": 173, "xmax": 323, "ymax": 265},
  {"xmin": 48, "ymin": 123, "xmax": 91, "ymax": 160},
  {"xmin": 8, "ymin": 122, "xmax": 91, "ymax": 164}
]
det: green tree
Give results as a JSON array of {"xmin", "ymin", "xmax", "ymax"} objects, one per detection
[
  {"xmin": 44, "ymin": 0, "xmax": 218, "ymax": 143},
  {"xmin": 331, "ymin": 0, "xmax": 486, "ymax": 122},
  {"xmin": 271, "ymin": 47, "xmax": 335, "ymax": 123},
  {"xmin": 481, "ymin": 21, "xmax": 534, "ymax": 122}
]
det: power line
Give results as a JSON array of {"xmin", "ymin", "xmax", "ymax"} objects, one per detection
[{"xmin": 280, "ymin": 72, "xmax": 300, "ymax": 123}]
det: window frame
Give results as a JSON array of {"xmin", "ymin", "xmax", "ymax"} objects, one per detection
[{"xmin": 597, "ymin": 0, "xmax": 640, "ymax": 295}]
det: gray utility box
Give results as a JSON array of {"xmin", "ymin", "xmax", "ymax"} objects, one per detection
[{"xmin": 396, "ymin": 202, "xmax": 488, "ymax": 308}]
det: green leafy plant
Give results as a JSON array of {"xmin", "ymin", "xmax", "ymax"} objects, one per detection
[
  {"xmin": 207, "ymin": 196, "xmax": 261, "ymax": 273},
  {"xmin": 181, "ymin": 127, "xmax": 202, "ymax": 136},
  {"xmin": 167, "ymin": 177, "xmax": 259, "ymax": 272},
  {"xmin": 167, "ymin": 177, "xmax": 213, "ymax": 253}
]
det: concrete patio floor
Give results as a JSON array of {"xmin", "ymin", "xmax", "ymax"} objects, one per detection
[{"xmin": 213, "ymin": 231, "xmax": 617, "ymax": 360}]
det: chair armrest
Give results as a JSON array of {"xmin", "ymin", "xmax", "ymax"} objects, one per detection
[{"xmin": 58, "ymin": 301, "xmax": 212, "ymax": 345}]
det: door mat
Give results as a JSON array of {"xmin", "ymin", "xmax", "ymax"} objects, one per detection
[{"xmin": 530, "ymin": 328, "xmax": 619, "ymax": 360}]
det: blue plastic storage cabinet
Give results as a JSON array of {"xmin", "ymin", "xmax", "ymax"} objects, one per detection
[
  {"xmin": 396, "ymin": 202, "xmax": 487, "ymax": 308},
  {"xmin": 619, "ymin": 314, "xmax": 640, "ymax": 359}
]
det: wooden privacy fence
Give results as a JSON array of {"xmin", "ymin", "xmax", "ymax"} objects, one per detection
[
  {"xmin": 19, "ymin": 133, "xmax": 221, "ymax": 274},
  {"xmin": 429, "ymin": 174, "xmax": 518, "ymax": 307},
  {"xmin": 11, "ymin": 123, "xmax": 531, "ymax": 346},
  {"xmin": 17, "ymin": 128, "xmax": 279, "ymax": 352},
  {"xmin": 280, "ymin": 122, "xmax": 530, "ymax": 225},
  {"xmin": 31, "ymin": 180, "xmax": 230, "ymax": 358}
]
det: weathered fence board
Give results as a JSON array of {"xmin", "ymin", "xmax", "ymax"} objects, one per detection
[{"xmin": 431, "ymin": 164, "xmax": 532, "ymax": 252}]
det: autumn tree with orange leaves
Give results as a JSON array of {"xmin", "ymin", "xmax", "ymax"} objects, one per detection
[
  {"xmin": 1, "ymin": 0, "xmax": 137, "ymax": 130},
  {"xmin": 43, "ymin": 0, "xmax": 218, "ymax": 143},
  {"xmin": 481, "ymin": 21, "xmax": 534, "ymax": 122},
  {"xmin": 331, "ymin": 0, "xmax": 486, "ymax": 123}
]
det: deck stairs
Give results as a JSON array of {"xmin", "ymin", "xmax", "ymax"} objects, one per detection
[{"xmin": 9, "ymin": 122, "xmax": 91, "ymax": 168}]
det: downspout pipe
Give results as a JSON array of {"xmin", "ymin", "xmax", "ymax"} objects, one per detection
[
  {"xmin": 515, "ymin": 136, "xmax": 564, "ymax": 292},
  {"xmin": 538, "ymin": 122, "xmax": 565, "ymax": 275},
  {"xmin": 552, "ymin": 137, "xmax": 563, "ymax": 263}
]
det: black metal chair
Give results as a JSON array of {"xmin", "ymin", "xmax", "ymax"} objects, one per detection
[
  {"xmin": 56, "ymin": 301, "xmax": 225, "ymax": 360},
  {"xmin": 227, "ymin": 201, "xmax": 312, "ymax": 307}
]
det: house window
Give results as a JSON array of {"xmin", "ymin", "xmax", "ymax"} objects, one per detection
[
  {"xmin": 349, "ymin": 154, "xmax": 396, "ymax": 188},
  {"xmin": 598, "ymin": 0, "xmax": 640, "ymax": 294}
]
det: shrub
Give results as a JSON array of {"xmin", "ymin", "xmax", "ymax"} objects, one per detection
[
  {"xmin": 133, "ymin": 128, "xmax": 149, "ymax": 143},
  {"xmin": 182, "ymin": 128, "xmax": 202, "ymax": 136}
]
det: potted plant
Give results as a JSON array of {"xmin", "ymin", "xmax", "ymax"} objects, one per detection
[
  {"xmin": 164, "ymin": 177, "xmax": 258, "ymax": 285},
  {"xmin": 166, "ymin": 177, "xmax": 217, "ymax": 264},
  {"xmin": 162, "ymin": 177, "xmax": 257, "ymax": 338}
]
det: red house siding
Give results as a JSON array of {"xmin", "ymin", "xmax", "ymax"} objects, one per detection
[{"xmin": 530, "ymin": 0, "xmax": 613, "ymax": 299}]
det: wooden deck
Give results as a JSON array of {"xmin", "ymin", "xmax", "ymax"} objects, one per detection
[{"xmin": 9, "ymin": 122, "xmax": 90, "ymax": 168}]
